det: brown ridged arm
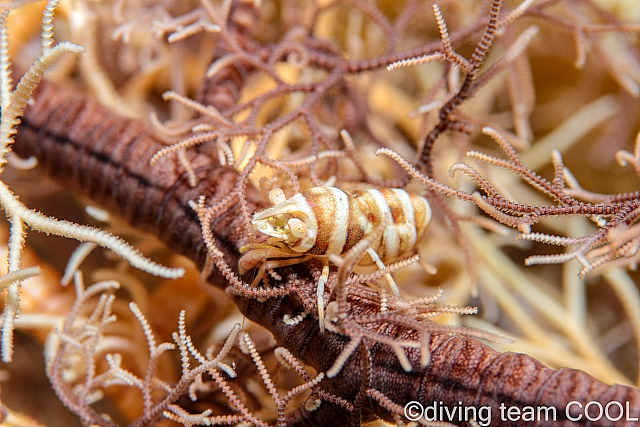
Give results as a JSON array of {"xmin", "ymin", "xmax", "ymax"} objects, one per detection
[
  {"xmin": 14, "ymin": 81, "xmax": 640, "ymax": 426},
  {"xmin": 13, "ymin": 80, "xmax": 264, "ymax": 274},
  {"xmin": 252, "ymin": 288, "xmax": 640, "ymax": 427}
]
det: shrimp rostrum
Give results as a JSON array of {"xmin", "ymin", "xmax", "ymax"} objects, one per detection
[{"xmin": 239, "ymin": 186, "xmax": 432, "ymax": 329}]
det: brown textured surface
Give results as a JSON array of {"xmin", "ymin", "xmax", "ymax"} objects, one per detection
[
  {"xmin": 13, "ymin": 80, "xmax": 264, "ymax": 277},
  {"xmin": 14, "ymin": 80, "xmax": 640, "ymax": 426}
]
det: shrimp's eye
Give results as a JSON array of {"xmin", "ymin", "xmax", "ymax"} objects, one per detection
[
  {"xmin": 269, "ymin": 188, "xmax": 286, "ymax": 205},
  {"xmin": 288, "ymin": 218, "xmax": 307, "ymax": 238}
]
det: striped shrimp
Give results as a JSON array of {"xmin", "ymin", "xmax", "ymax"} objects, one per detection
[{"xmin": 239, "ymin": 186, "xmax": 432, "ymax": 329}]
